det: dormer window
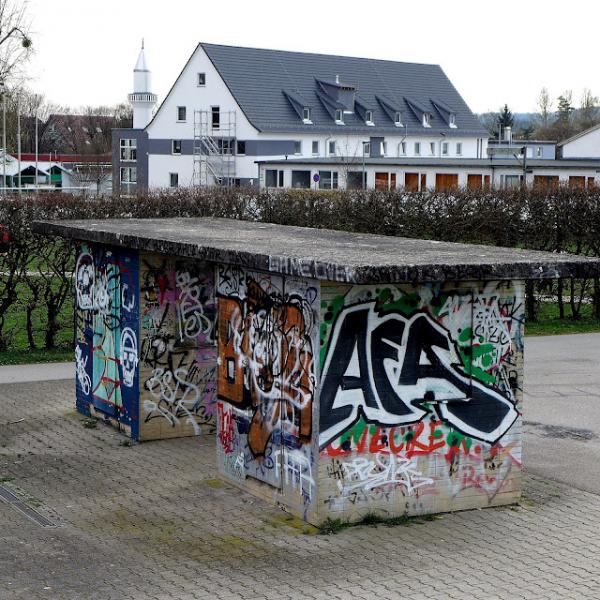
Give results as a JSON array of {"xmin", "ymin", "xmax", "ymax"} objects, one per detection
[
  {"xmin": 302, "ymin": 107, "xmax": 312, "ymax": 123},
  {"xmin": 335, "ymin": 108, "xmax": 344, "ymax": 124},
  {"xmin": 449, "ymin": 113, "xmax": 457, "ymax": 128},
  {"xmin": 365, "ymin": 110, "xmax": 374, "ymax": 125},
  {"xmin": 394, "ymin": 112, "xmax": 403, "ymax": 126},
  {"xmin": 423, "ymin": 113, "xmax": 431, "ymax": 127}
]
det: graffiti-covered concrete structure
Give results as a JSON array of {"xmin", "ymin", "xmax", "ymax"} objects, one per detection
[{"xmin": 33, "ymin": 218, "xmax": 600, "ymax": 524}]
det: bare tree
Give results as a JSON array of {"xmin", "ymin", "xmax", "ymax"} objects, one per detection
[
  {"xmin": 537, "ymin": 87, "xmax": 552, "ymax": 128},
  {"xmin": 0, "ymin": 0, "xmax": 32, "ymax": 86},
  {"xmin": 576, "ymin": 88, "xmax": 599, "ymax": 132}
]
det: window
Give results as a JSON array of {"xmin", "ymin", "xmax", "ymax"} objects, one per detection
[
  {"xmin": 265, "ymin": 169, "xmax": 285, "ymax": 188},
  {"xmin": 399, "ymin": 141, "xmax": 406, "ymax": 156},
  {"xmin": 291, "ymin": 170, "xmax": 311, "ymax": 188},
  {"xmin": 293, "ymin": 141, "xmax": 302, "ymax": 155},
  {"xmin": 120, "ymin": 138, "xmax": 137, "ymax": 161},
  {"xmin": 504, "ymin": 175, "xmax": 521, "ymax": 189},
  {"xmin": 197, "ymin": 72, "xmax": 206, "ymax": 86},
  {"xmin": 236, "ymin": 140, "xmax": 246, "ymax": 155},
  {"xmin": 449, "ymin": 114, "xmax": 456, "ymax": 128},
  {"xmin": 442, "ymin": 142, "xmax": 449, "ymax": 156},
  {"xmin": 456, "ymin": 142, "xmax": 462, "ymax": 156},
  {"xmin": 362, "ymin": 141, "xmax": 370, "ymax": 157},
  {"xmin": 414, "ymin": 142, "xmax": 421, "ymax": 156},
  {"xmin": 430, "ymin": 142, "xmax": 436, "ymax": 156},
  {"xmin": 328, "ymin": 140, "xmax": 336, "ymax": 155},
  {"xmin": 177, "ymin": 106, "xmax": 186, "ymax": 122},
  {"xmin": 335, "ymin": 108, "xmax": 344, "ymax": 123},
  {"xmin": 120, "ymin": 166, "xmax": 137, "ymax": 191},
  {"xmin": 423, "ymin": 113, "xmax": 431, "ymax": 127},
  {"xmin": 394, "ymin": 111, "xmax": 403, "ymax": 126},
  {"xmin": 347, "ymin": 171, "xmax": 366, "ymax": 190},
  {"xmin": 172, "ymin": 140, "xmax": 182, "ymax": 155},
  {"xmin": 303, "ymin": 107, "xmax": 311, "ymax": 122},
  {"xmin": 381, "ymin": 141, "xmax": 387, "ymax": 156},
  {"xmin": 312, "ymin": 140, "xmax": 319, "ymax": 155},
  {"xmin": 169, "ymin": 173, "xmax": 179, "ymax": 188},
  {"xmin": 365, "ymin": 110, "xmax": 374, "ymax": 124},
  {"xmin": 215, "ymin": 139, "xmax": 233, "ymax": 155},
  {"xmin": 211, "ymin": 106, "xmax": 220, "ymax": 129},
  {"xmin": 319, "ymin": 170, "xmax": 339, "ymax": 189},
  {"xmin": 536, "ymin": 146, "xmax": 542, "ymax": 157}
]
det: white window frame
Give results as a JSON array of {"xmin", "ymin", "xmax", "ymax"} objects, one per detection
[
  {"xmin": 536, "ymin": 146, "xmax": 542, "ymax": 157},
  {"xmin": 293, "ymin": 141, "xmax": 302, "ymax": 155},
  {"xmin": 335, "ymin": 109, "xmax": 344, "ymax": 124},
  {"xmin": 169, "ymin": 172, "xmax": 179, "ymax": 188},
  {"xmin": 318, "ymin": 170, "xmax": 339, "ymax": 190},
  {"xmin": 398, "ymin": 141, "xmax": 406, "ymax": 156},
  {"xmin": 236, "ymin": 140, "xmax": 246, "ymax": 156},
  {"xmin": 302, "ymin": 107, "xmax": 312, "ymax": 124},
  {"xmin": 312, "ymin": 140, "xmax": 319, "ymax": 155},
  {"xmin": 423, "ymin": 113, "xmax": 431, "ymax": 128},
  {"xmin": 456, "ymin": 142, "xmax": 462, "ymax": 156},
  {"xmin": 430, "ymin": 142, "xmax": 436, "ymax": 156},
  {"xmin": 328, "ymin": 140, "xmax": 337, "ymax": 156},
  {"xmin": 362, "ymin": 141, "xmax": 370, "ymax": 157},
  {"xmin": 120, "ymin": 138, "xmax": 137, "ymax": 162},
  {"xmin": 197, "ymin": 72, "xmax": 206, "ymax": 86},
  {"xmin": 265, "ymin": 169, "xmax": 285, "ymax": 188},
  {"xmin": 449, "ymin": 113, "xmax": 457, "ymax": 128},
  {"xmin": 394, "ymin": 111, "xmax": 403, "ymax": 127},
  {"xmin": 414, "ymin": 142, "xmax": 421, "ymax": 156},
  {"xmin": 120, "ymin": 166, "xmax": 137, "ymax": 190},
  {"xmin": 172, "ymin": 140, "xmax": 182, "ymax": 155},
  {"xmin": 442, "ymin": 142, "xmax": 449, "ymax": 156},
  {"xmin": 211, "ymin": 106, "xmax": 220, "ymax": 129},
  {"xmin": 177, "ymin": 106, "xmax": 186, "ymax": 122},
  {"xmin": 365, "ymin": 110, "xmax": 374, "ymax": 125},
  {"xmin": 381, "ymin": 141, "xmax": 387, "ymax": 156}
]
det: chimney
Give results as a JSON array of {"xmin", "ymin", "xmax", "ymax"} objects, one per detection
[{"xmin": 504, "ymin": 126, "xmax": 512, "ymax": 144}]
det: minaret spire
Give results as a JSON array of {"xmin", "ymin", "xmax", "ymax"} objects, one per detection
[{"xmin": 128, "ymin": 41, "xmax": 157, "ymax": 129}]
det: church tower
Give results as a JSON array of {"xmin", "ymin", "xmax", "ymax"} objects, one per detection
[{"xmin": 128, "ymin": 40, "xmax": 157, "ymax": 129}]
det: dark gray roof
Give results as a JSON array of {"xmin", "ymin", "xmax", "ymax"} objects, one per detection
[
  {"xmin": 255, "ymin": 157, "xmax": 600, "ymax": 169},
  {"xmin": 32, "ymin": 218, "xmax": 600, "ymax": 283},
  {"xmin": 201, "ymin": 43, "xmax": 488, "ymax": 137}
]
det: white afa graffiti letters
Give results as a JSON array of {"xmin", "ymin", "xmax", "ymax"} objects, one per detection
[
  {"xmin": 319, "ymin": 303, "xmax": 518, "ymax": 448},
  {"xmin": 119, "ymin": 327, "xmax": 139, "ymax": 388}
]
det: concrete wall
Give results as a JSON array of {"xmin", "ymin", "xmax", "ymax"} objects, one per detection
[
  {"xmin": 317, "ymin": 280, "xmax": 524, "ymax": 522},
  {"xmin": 215, "ymin": 266, "xmax": 321, "ymax": 522},
  {"xmin": 75, "ymin": 243, "xmax": 141, "ymax": 437},
  {"xmin": 138, "ymin": 252, "xmax": 217, "ymax": 440},
  {"xmin": 74, "ymin": 244, "xmax": 218, "ymax": 441}
]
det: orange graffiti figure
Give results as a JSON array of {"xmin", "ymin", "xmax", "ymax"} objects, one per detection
[{"xmin": 217, "ymin": 281, "xmax": 314, "ymax": 457}]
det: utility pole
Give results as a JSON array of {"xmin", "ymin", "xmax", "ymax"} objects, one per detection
[
  {"xmin": 17, "ymin": 98, "xmax": 21, "ymax": 192},
  {"xmin": 35, "ymin": 105, "xmax": 39, "ymax": 190},
  {"xmin": 0, "ymin": 80, "xmax": 5, "ymax": 191}
]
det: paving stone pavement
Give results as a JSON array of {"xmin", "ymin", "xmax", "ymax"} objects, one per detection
[{"xmin": 1, "ymin": 379, "xmax": 600, "ymax": 600}]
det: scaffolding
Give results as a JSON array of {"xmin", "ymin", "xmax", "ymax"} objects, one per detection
[{"xmin": 192, "ymin": 110, "xmax": 237, "ymax": 186}]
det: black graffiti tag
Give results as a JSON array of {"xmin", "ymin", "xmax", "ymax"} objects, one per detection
[{"xmin": 319, "ymin": 304, "xmax": 518, "ymax": 448}]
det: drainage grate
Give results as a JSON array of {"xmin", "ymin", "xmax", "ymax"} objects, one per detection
[{"xmin": 0, "ymin": 484, "xmax": 57, "ymax": 528}]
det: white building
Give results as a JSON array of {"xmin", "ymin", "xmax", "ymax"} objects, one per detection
[
  {"xmin": 112, "ymin": 42, "xmax": 490, "ymax": 192},
  {"xmin": 559, "ymin": 124, "xmax": 600, "ymax": 159}
]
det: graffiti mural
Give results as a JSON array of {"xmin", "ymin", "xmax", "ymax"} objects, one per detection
[
  {"xmin": 216, "ymin": 267, "xmax": 319, "ymax": 508},
  {"xmin": 74, "ymin": 243, "xmax": 140, "ymax": 434},
  {"xmin": 318, "ymin": 281, "xmax": 524, "ymax": 520},
  {"xmin": 138, "ymin": 254, "xmax": 217, "ymax": 439}
]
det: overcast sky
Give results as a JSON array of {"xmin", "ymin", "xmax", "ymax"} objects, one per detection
[{"xmin": 26, "ymin": 0, "xmax": 600, "ymax": 115}]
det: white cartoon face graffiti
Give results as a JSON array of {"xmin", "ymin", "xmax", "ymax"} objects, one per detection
[
  {"xmin": 120, "ymin": 327, "xmax": 139, "ymax": 387},
  {"xmin": 75, "ymin": 252, "xmax": 95, "ymax": 310}
]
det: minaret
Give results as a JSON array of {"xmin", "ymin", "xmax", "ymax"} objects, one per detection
[{"xmin": 128, "ymin": 40, "xmax": 157, "ymax": 129}]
